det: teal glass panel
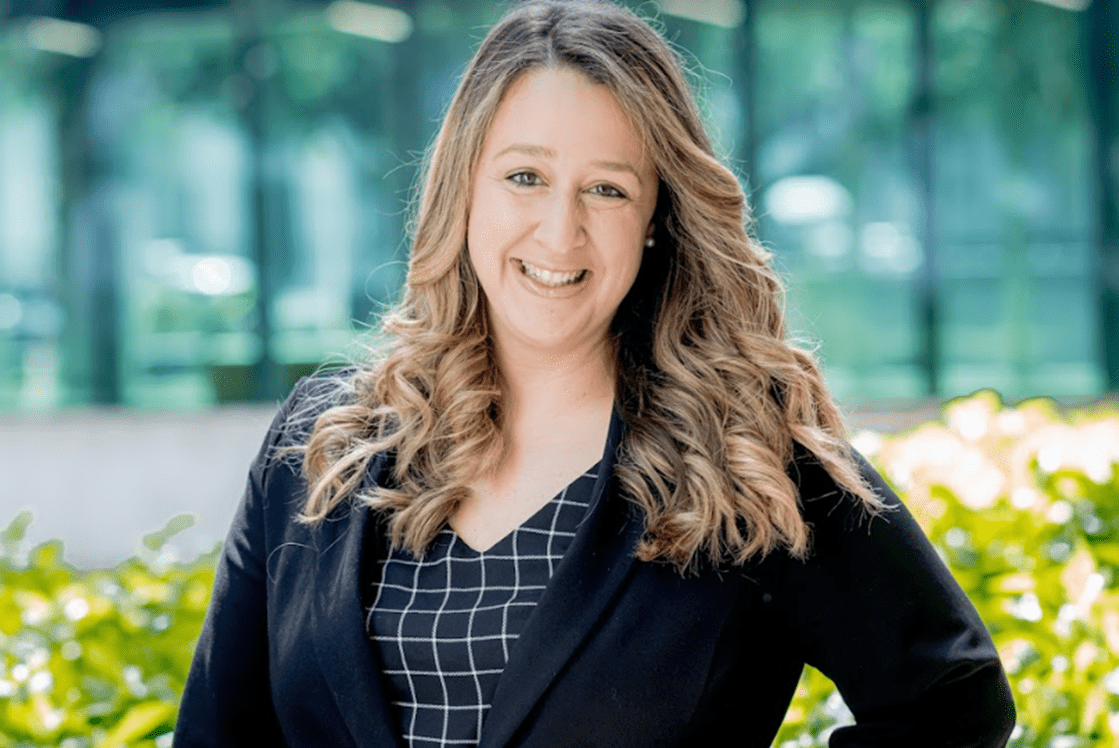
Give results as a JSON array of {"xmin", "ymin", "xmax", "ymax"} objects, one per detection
[
  {"xmin": 257, "ymin": 9, "xmax": 402, "ymax": 379},
  {"xmin": 0, "ymin": 29, "xmax": 64, "ymax": 409},
  {"xmin": 0, "ymin": 0, "xmax": 1110, "ymax": 410},
  {"xmin": 934, "ymin": 0, "xmax": 1100, "ymax": 398},
  {"xmin": 753, "ymin": 0, "xmax": 925, "ymax": 402},
  {"xmin": 640, "ymin": 1, "xmax": 748, "ymax": 162},
  {"xmin": 257, "ymin": 2, "xmax": 502, "ymax": 380},
  {"xmin": 84, "ymin": 14, "xmax": 253, "ymax": 407}
]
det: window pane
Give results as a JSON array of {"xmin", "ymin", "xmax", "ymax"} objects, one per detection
[
  {"xmin": 754, "ymin": 0, "xmax": 924, "ymax": 401},
  {"xmin": 0, "ymin": 29, "xmax": 64, "ymax": 409},
  {"xmin": 0, "ymin": 0, "xmax": 1108, "ymax": 410},
  {"xmin": 84, "ymin": 15, "xmax": 255, "ymax": 407},
  {"xmin": 934, "ymin": 0, "xmax": 1100, "ymax": 398}
]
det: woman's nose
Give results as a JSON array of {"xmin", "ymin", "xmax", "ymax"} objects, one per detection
[{"xmin": 533, "ymin": 191, "xmax": 584, "ymax": 253}]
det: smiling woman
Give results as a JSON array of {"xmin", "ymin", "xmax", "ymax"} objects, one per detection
[
  {"xmin": 467, "ymin": 67, "xmax": 655, "ymax": 363},
  {"xmin": 175, "ymin": 1, "xmax": 1016, "ymax": 746},
  {"xmin": 455, "ymin": 66, "xmax": 658, "ymax": 551}
]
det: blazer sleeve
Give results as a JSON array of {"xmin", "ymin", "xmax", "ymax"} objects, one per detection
[
  {"xmin": 779, "ymin": 451, "xmax": 1016, "ymax": 747},
  {"xmin": 173, "ymin": 382, "xmax": 305, "ymax": 747}
]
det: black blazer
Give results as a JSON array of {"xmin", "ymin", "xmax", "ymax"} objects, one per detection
[{"xmin": 175, "ymin": 379, "xmax": 1016, "ymax": 747}]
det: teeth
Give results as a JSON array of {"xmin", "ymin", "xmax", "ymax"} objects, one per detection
[{"xmin": 519, "ymin": 260, "xmax": 585, "ymax": 286}]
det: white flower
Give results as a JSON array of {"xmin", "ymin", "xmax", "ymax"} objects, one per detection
[
  {"xmin": 63, "ymin": 597, "xmax": 89, "ymax": 622},
  {"xmin": 28, "ymin": 671, "xmax": 52, "ymax": 694}
]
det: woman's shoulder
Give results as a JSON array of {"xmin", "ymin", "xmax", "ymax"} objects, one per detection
[
  {"xmin": 786, "ymin": 439, "xmax": 903, "ymax": 550},
  {"xmin": 259, "ymin": 365, "xmax": 394, "ymax": 520},
  {"xmin": 243, "ymin": 367, "xmax": 378, "ymax": 524},
  {"xmin": 271, "ymin": 366, "xmax": 369, "ymax": 448}
]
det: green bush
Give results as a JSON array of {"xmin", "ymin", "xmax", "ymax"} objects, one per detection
[
  {"xmin": 0, "ymin": 515, "xmax": 216, "ymax": 748},
  {"xmin": 777, "ymin": 391, "xmax": 1119, "ymax": 746},
  {"xmin": 2, "ymin": 390, "xmax": 1117, "ymax": 746}
]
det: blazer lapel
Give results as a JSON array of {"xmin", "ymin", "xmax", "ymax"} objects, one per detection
[
  {"xmin": 480, "ymin": 410, "xmax": 643, "ymax": 748},
  {"xmin": 312, "ymin": 453, "xmax": 407, "ymax": 748}
]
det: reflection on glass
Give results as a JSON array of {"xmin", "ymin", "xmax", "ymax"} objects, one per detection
[
  {"xmin": 934, "ymin": 0, "xmax": 1098, "ymax": 397},
  {"xmin": 0, "ymin": 0, "xmax": 1109, "ymax": 410},
  {"xmin": 755, "ymin": 0, "xmax": 924, "ymax": 401}
]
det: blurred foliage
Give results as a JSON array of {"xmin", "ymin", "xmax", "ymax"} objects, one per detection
[
  {"xmin": 2, "ymin": 391, "xmax": 1118, "ymax": 744},
  {"xmin": 778, "ymin": 390, "xmax": 1119, "ymax": 746},
  {"xmin": 0, "ymin": 514, "xmax": 216, "ymax": 748}
]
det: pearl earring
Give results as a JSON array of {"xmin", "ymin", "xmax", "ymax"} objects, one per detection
[{"xmin": 644, "ymin": 237, "xmax": 655, "ymax": 248}]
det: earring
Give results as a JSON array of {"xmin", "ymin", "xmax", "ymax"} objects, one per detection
[{"xmin": 644, "ymin": 237, "xmax": 655, "ymax": 248}]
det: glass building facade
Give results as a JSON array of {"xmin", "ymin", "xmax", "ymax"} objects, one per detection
[{"xmin": 0, "ymin": 0, "xmax": 1116, "ymax": 410}]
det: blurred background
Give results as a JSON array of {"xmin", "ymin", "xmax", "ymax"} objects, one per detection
[{"xmin": 0, "ymin": 0, "xmax": 1116, "ymax": 565}]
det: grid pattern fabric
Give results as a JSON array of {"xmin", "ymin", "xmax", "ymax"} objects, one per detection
[{"xmin": 366, "ymin": 463, "xmax": 600, "ymax": 748}]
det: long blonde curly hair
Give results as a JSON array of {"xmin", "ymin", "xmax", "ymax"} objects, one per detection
[{"xmin": 297, "ymin": 0, "xmax": 882, "ymax": 572}]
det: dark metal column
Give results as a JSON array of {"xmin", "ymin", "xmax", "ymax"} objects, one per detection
[
  {"xmin": 234, "ymin": 0, "xmax": 281, "ymax": 401},
  {"xmin": 56, "ymin": 53, "xmax": 122, "ymax": 405},
  {"xmin": 739, "ymin": 0, "xmax": 760, "ymax": 214},
  {"xmin": 1087, "ymin": 0, "xmax": 1119, "ymax": 392},
  {"xmin": 909, "ymin": 0, "xmax": 939, "ymax": 396},
  {"xmin": 360, "ymin": 0, "xmax": 424, "ymax": 327}
]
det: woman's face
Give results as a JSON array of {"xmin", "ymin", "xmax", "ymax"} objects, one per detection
[{"xmin": 467, "ymin": 66, "xmax": 658, "ymax": 362}]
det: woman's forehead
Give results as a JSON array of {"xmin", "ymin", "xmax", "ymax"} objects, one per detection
[{"xmin": 479, "ymin": 67, "xmax": 653, "ymax": 178}]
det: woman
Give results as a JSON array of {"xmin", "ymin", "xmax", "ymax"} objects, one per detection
[{"xmin": 176, "ymin": 1, "xmax": 1016, "ymax": 746}]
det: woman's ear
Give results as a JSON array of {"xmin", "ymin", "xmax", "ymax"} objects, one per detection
[{"xmin": 644, "ymin": 224, "xmax": 655, "ymax": 249}]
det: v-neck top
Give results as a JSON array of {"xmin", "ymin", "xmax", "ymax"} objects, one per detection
[{"xmin": 365, "ymin": 461, "xmax": 601, "ymax": 748}]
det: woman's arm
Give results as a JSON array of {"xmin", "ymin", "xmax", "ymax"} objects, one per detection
[
  {"xmin": 173, "ymin": 387, "xmax": 303, "ymax": 747},
  {"xmin": 782, "ymin": 450, "xmax": 1016, "ymax": 747}
]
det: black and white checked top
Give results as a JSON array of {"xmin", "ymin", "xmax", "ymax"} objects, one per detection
[{"xmin": 365, "ymin": 462, "xmax": 600, "ymax": 748}]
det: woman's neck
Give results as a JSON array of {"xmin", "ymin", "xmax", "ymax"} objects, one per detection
[
  {"xmin": 454, "ymin": 339, "xmax": 616, "ymax": 551},
  {"xmin": 493, "ymin": 337, "xmax": 617, "ymax": 425}
]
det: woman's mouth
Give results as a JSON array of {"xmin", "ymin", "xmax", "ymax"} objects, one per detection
[{"xmin": 518, "ymin": 260, "xmax": 587, "ymax": 287}]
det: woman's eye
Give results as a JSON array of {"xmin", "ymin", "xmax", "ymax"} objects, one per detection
[
  {"xmin": 508, "ymin": 171, "xmax": 541, "ymax": 187},
  {"xmin": 590, "ymin": 184, "xmax": 626, "ymax": 199}
]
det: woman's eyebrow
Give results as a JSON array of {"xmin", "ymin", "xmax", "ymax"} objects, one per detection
[
  {"xmin": 493, "ymin": 143, "xmax": 640, "ymax": 178},
  {"xmin": 495, "ymin": 143, "xmax": 552, "ymax": 159},
  {"xmin": 591, "ymin": 159, "xmax": 639, "ymax": 177}
]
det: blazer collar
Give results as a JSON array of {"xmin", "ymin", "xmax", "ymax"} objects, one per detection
[
  {"xmin": 313, "ymin": 410, "xmax": 642, "ymax": 748},
  {"xmin": 311, "ymin": 451, "xmax": 408, "ymax": 748},
  {"xmin": 480, "ymin": 407, "xmax": 642, "ymax": 748}
]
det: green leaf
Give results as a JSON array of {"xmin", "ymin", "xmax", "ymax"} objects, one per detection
[
  {"xmin": 1, "ymin": 509, "xmax": 34, "ymax": 548},
  {"xmin": 97, "ymin": 701, "xmax": 176, "ymax": 748},
  {"xmin": 141, "ymin": 515, "xmax": 196, "ymax": 552}
]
